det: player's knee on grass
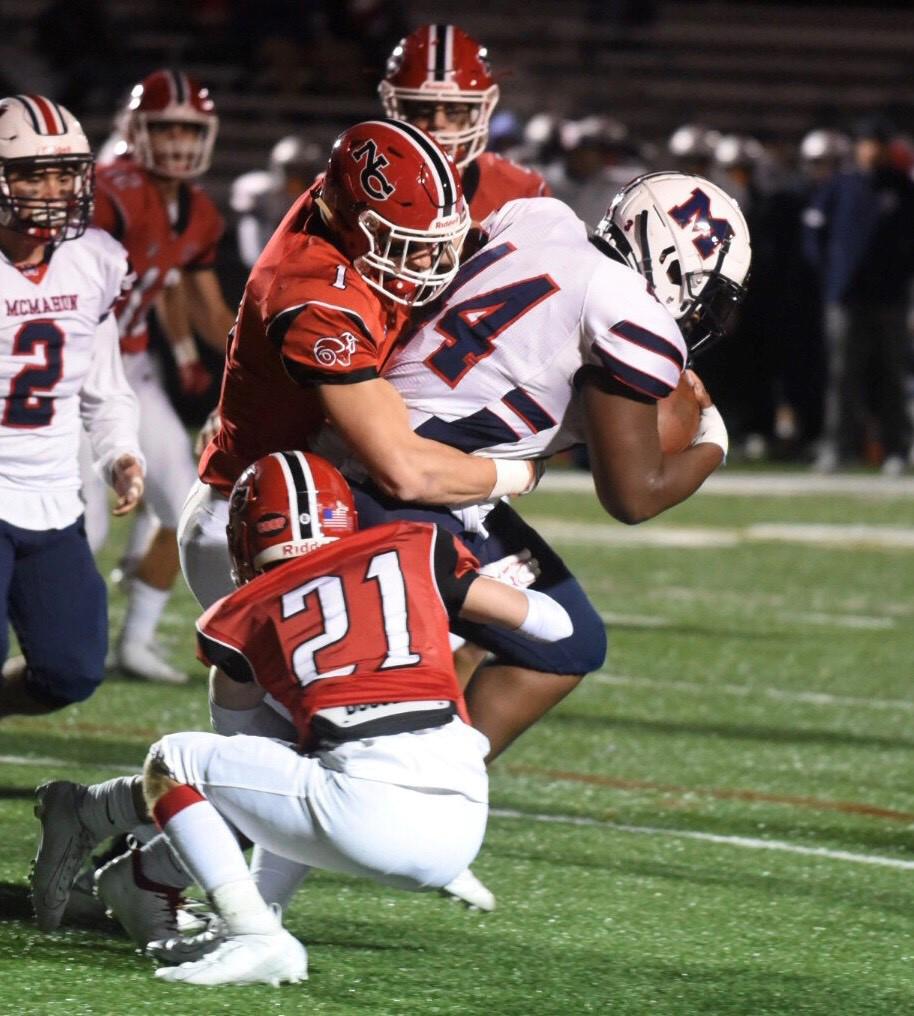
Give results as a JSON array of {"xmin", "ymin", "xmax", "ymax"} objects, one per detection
[{"xmin": 24, "ymin": 655, "xmax": 105, "ymax": 706}]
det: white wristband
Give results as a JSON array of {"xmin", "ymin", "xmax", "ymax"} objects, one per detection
[
  {"xmin": 172, "ymin": 336, "xmax": 198, "ymax": 368},
  {"xmin": 490, "ymin": 459, "xmax": 534, "ymax": 499},
  {"xmin": 692, "ymin": 404, "xmax": 728, "ymax": 460},
  {"xmin": 515, "ymin": 588, "xmax": 573, "ymax": 643}
]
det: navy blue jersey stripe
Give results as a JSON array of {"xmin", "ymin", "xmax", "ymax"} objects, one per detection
[
  {"xmin": 501, "ymin": 388, "xmax": 556, "ymax": 433},
  {"xmin": 593, "ymin": 346, "xmax": 674, "ymax": 400},
  {"xmin": 416, "ymin": 409, "xmax": 519, "ymax": 453},
  {"xmin": 609, "ymin": 320, "xmax": 684, "ymax": 370}
]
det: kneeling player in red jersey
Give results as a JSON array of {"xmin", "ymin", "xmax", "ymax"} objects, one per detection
[{"xmin": 31, "ymin": 452, "xmax": 571, "ymax": 985}]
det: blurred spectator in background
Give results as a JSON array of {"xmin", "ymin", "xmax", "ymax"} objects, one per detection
[
  {"xmin": 668, "ymin": 123, "xmax": 721, "ymax": 178},
  {"xmin": 545, "ymin": 115, "xmax": 647, "ymax": 230},
  {"xmin": 231, "ymin": 135, "xmax": 325, "ymax": 268},
  {"xmin": 698, "ymin": 134, "xmax": 778, "ymax": 458},
  {"xmin": 804, "ymin": 115, "xmax": 914, "ymax": 474}
]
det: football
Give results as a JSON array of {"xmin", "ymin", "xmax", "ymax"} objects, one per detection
[{"xmin": 657, "ymin": 372, "xmax": 701, "ymax": 454}]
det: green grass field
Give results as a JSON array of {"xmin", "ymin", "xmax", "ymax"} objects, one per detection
[{"xmin": 2, "ymin": 469, "xmax": 914, "ymax": 1015}]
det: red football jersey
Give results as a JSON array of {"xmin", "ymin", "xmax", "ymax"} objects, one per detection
[
  {"xmin": 196, "ymin": 521, "xmax": 479, "ymax": 748},
  {"xmin": 93, "ymin": 156, "xmax": 224, "ymax": 353},
  {"xmin": 199, "ymin": 185, "xmax": 409, "ymax": 495},
  {"xmin": 463, "ymin": 152, "xmax": 551, "ymax": 223}
]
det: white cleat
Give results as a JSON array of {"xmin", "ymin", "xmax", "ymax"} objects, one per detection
[
  {"xmin": 154, "ymin": 928, "xmax": 308, "ymax": 986},
  {"xmin": 95, "ymin": 848, "xmax": 184, "ymax": 948},
  {"xmin": 30, "ymin": 781, "xmax": 99, "ymax": 932},
  {"xmin": 440, "ymin": 868, "xmax": 496, "ymax": 912},
  {"xmin": 111, "ymin": 639, "xmax": 188, "ymax": 685}
]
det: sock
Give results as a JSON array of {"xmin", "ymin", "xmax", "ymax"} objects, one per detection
[
  {"xmin": 137, "ymin": 833, "xmax": 193, "ymax": 890},
  {"xmin": 121, "ymin": 579, "xmax": 170, "ymax": 647},
  {"xmin": 79, "ymin": 777, "xmax": 144, "ymax": 840},
  {"xmin": 153, "ymin": 785, "xmax": 249, "ymax": 893},
  {"xmin": 251, "ymin": 846, "xmax": 311, "ymax": 912},
  {"xmin": 211, "ymin": 879, "xmax": 280, "ymax": 936}
]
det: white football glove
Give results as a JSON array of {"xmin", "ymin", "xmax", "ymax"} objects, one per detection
[{"xmin": 478, "ymin": 548, "xmax": 541, "ymax": 589}]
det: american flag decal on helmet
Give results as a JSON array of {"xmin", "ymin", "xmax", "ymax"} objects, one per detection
[
  {"xmin": 321, "ymin": 501, "xmax": 351, "ymax": 530},
  {"xmin": 13, "ymin": 95, "xmax": 68, "ymax": 135}
]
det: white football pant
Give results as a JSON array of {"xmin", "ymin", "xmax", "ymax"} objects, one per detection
[
  {"xmin": 152, "ymin": 720, "xmax": 489, "ymax": 891},
  {"xmin": 177, "ymin": 479, "xmax": 233, "ymax": 609}
]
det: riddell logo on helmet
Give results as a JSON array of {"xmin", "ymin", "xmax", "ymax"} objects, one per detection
[
  {"xmin": 351, "ymin": 139, "xmax": 395, "ymax": 200},
  {"xmin": 256, "ymin": 512, "xmax": 287, "ymax": 535}
]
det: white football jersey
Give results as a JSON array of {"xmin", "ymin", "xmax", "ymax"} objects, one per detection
[
  {"xmin": 0, "ymin": 227, "xmax": 137, "ymax": 524},
  {"xmin": 385, "ymin": 197, "xmax": 687, "ymax": 459}
]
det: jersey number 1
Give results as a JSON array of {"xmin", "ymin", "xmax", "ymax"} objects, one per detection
[{"xmin": 281, "ymin": 550, "xmax": 421, "ymax": 687}]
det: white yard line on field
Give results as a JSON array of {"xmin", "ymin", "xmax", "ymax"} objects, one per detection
[
  {"xmin": 10, "ymin": 752, "xmax": 913, "ymax": 872},
  {"xmin": 533, "ymin": 518, "xmax": 914, "ymax": 552},
  {"xmin": 490, "ymin": 807, "xmax": 914, "ymax": 870},
  {"xmin": 0, "ymin": 754, "xmax": 139, "ymax": 773},
  {"xmin": 600, "ymin": 608, "xmax": 895, "ymax": 631},
  {"xmin": 539, "ymin": 471, "xmax": 914, "ymax": 498},
  {"xmin": 593, "ymin": 672, "xmax": 914, "ymax": 712}
]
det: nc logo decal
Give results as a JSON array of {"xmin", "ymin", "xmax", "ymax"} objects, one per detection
[{"xmin": 351, "ymin": 139, "xmax": 395, "ymax": 200}]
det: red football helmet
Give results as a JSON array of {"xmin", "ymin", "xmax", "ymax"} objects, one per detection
[
  {"xmin": 318, "ymin": 118, "xmax": 470, "ymax": 307},
  {"xmin": 227, "ymin": 451, "xmax": 358, "ymax": 586},
  {"xmin": 379, "ymin": 24, "xmax": 499, "ymax": 169},
  {"xmin": 124, "ymin": 69, "xmax": 218, "ymax": 179}
]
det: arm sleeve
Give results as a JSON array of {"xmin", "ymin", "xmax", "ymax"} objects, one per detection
[
  {"xmin": 196, "ymin": 624, "xmax": 256, "ymax": 683},
  {"xmin": 79, "ymin": 314, "xmax": 145, "ymax": 485},
  {"xmin": 268, "ymin": 301, "xmax": 382, "ymax": 387},
  {"xmin": 431, "ymin": 526, "xmax": 480, "ymax": 621}
]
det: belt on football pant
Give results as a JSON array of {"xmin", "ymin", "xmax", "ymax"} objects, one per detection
[{"xmin": 311, "ymin": 699, "xmax": 457, "ymax": 746}]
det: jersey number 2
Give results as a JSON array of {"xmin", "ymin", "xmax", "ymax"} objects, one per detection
[
  {"xmin": 281, "ymin": 550, "xmax": 421, "ymax": 687},
  {"xmin": 2, "ymin": 321, "xmax": 65, "ymax": 429}
]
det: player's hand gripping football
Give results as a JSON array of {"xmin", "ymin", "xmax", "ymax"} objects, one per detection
[{"xmin": 111, "ymin": 454, "xmax": 145, "ymax": 516}]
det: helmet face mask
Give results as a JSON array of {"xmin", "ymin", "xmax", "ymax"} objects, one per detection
[
  {"xmin": 594, "ymin": 171, "xmax": 752, "ymax": 356},
  {"xmin": 319, "ymin": 119, "xmax": 470, "ymax": 307},
  {"xmin": 227, "ymin": 452, "xmax": 358, "ymax": 587},
  {"xmin": 379, "ymin": 24, "xmax": 499, "ymax": 169},
  {"xmin": 126, "ymin": 70, "xmax": 218, "ymax": 179},
  {"xmin": 0, "ymin": 96, "xmax": 94, "ymax": 246}
]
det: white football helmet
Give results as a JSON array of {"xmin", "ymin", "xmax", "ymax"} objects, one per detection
[
  {"xmin": 0, "ymin": 95, "xmax": 94, "ymax": 244},
  {"xmin": 594, "ymin": 171, "xmax": 751, "ymax": 355}
]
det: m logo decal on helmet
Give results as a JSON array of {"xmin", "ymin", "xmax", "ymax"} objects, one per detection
[
  {"xmin": 667, "ymin": 189, "xmax": 734, "ymax": 260},
  {"xmin": 351, "ymin": 139, "xmax": 395, "ymax": 200}
]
